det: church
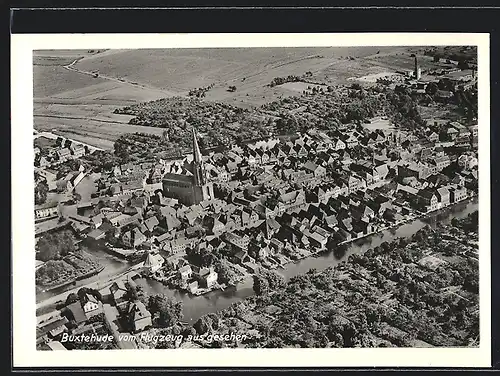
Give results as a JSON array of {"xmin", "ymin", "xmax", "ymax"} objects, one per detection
[{"xmin": 162, "ymin": 128, "xmax": 215, "ymax": 206}]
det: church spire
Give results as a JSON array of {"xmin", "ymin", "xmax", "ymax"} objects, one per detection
[
  {"xmin": 192, "ymin": 127, "xmax": 203, "ymax": 164},
  {"xmin": 192, "ymin": 127, "xmax": 205, "ymax": 186}
]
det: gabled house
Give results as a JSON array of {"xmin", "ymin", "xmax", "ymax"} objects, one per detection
[
  {"xmin": 127, "ymin": 301, "xmax": 152, "ymax": 333},
  {"xmin": 418, "ymin": 190, "xmax": 439, "ymax": 212},
  {"xmin": 143, "ymin": 252, "xmax": 165, "ymax": 275},
  {"xmin": 122, "ymin": 227, "xmax": 147, "ymax": 248},
  {"xmin": 80, "ymin": 293, "xmax": 101, "ymax": 315},
  {"xmin": 436, "ymin": 186, "xmax": 450, "ymax": 208},
  {"xmin": 179, "ymin": 265, "xmax": 193, "ymax": 280},
  {"xmin": 110, "ymin": 280, "xmax": 129, "ymax": 313}
]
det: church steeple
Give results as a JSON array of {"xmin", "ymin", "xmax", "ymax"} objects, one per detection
[
  {"xmin": 192, "ymin": 127, "xmax": 203, "ymax": 164},
  {"xmin": 192, "ymin": 127, "xmax": 205, "ymax": 186}
]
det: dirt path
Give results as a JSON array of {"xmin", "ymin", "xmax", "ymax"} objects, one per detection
[
  {"xmin": 64, "ymin": 59, "xmax": 184, "ymax": 98},
  {"xmin": 34, "ymin": 130, "xmax": 104, "ymax": 152}
]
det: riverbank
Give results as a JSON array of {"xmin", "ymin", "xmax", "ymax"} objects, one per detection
[
  {"xmin": 36, "ymin": 195, "xmax": 478, "ymax": 323},
  {"xmin": 273, "ymin": 195, "xmax": 477, "ymax": 271},
  {"xmin": 37, "ymin": 265, "xmax": 106, "ymax": 293},
  {"xmin": 36, "ymin": 261, "xmax": 144, "ymax": 313}
]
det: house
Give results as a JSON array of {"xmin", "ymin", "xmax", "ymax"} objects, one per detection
[
  {"xmin": 302, "ymin": 161, "xmax": 327, "ymax": 179},
  {"xmin": 71, "ymin": 144, "xmax": 86, "ymax": 158},
  {"xmin": 347, "ymin": 175, "xmax": 360, "ymax": 194},
  {"xmin": 91, "ymin": 213, "xmax": 104, "ymax": 229},
  {"xmin": 188, "ymin": 280, "xmax": 199, "ymax": 294},
  {"xmin": 143, "ymin": 252, "xmax": 165, "ymax": 275},
  {"xmin": 179, "ymin": 265, "xmax": 193, "ymax": 280},
  {"xmin": 167, "ymin": 237, "xmax": 193, "ymax": 254},
  {"xmin": 56, "ymin": 148, "xmax": 72, "ymax": 162},
  {"xmin": 80, "ymin": 294, "xmax": 100, "ymax": 314},
  {"xmin": 224, "ymin": 231, "xmax": 250, "ymax": 251},
  {"xmin": 205, "ymin": 215, "xmax": 225, "ymax": 236},
  {"xmin": 199, "ymin": 268, "xmax": 218, "ymax": 288},
  {"xmin": 269, "ymin": 238, "xmax": 284, "ymax": 252},
  {"xmin": 432, "ymin": 155, "xmax": 451, "ymax": 171},
  {"xmin": 449, "ymin": 185, "xmax": 468, "ymax": 203},
  {"xmin": 122, "ymin": 227, "xmax": 146, "ymax": 248},
  {"xmin": 418, "ymin": 190, "xmax": 439, "ymax": 212},
  {"xmin": 36, "ymin": 315, "xmax": 69, "ymax": 340},
  {"xmin": 468, "ymin": 124, "xmax": 478, "ymax": 137},
  {"xmin": 307, "ymin": 230, "xmax": 328, "ymax": 249},
  {"xmin": 143, "ymin": 216, "xmax": 160, "ymax": 233},
  {"xmin": 109, "ymin": 280, "xmax": 129, "ymax": 313},
  {"xmin": 446, "ymin": 127, "xmax": 459, "ymax": 141},
  {"xmin": 233, "ymin": 249, "xmax": 248, "ymax": 264},
  {"xmin": 35, "ymin": 201, "xmax": 59, "ymax": 220},
  {"xmin": 127, "ymin": 301, "xmax": 152, "ymax": 333},
  {"xmin": 458, "ymin": 154, "xmax": 478, "ymax": 170},
  {"xmin": 277, "ymin": 189, "xmax": 306, "ymax": 214},
  {"xmin": 335, "ymin": 139, "xmax": 346, "ymax": 150},
  {"xmin": 436, "ymin": 187, "xmax": 450, "ymax": 208},
  {"xmin": 45, "ymin": 341, "xmax": 68, "ymax": 351}
]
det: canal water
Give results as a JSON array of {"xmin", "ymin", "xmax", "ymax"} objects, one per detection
[
  {"xmin": 135, "ymin": 197, "xmax": 479, "ymax": 324},
  {"xmin": 37, "ymin": 197, "xmax": 478, "ymax": 318}
]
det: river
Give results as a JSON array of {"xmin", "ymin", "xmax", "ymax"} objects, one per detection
[
  {"xmin": 133, "ymin": 197, "xmax": 478, "ymax": 324},
  {"xmin": 36, "ymin": 246, "xmax": 132, "ymax": 303}
]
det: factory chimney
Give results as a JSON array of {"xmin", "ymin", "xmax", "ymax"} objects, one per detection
[{"xmin": 414, "ymin": 56, "xmax": 421, "ymax": 80}]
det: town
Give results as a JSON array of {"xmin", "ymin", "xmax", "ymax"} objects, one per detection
[{"xmin": 34, "ymin": 50, "xmax": 479, "ymax": 350}]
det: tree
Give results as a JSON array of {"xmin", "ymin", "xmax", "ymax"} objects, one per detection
[
  {"xmin": 147, "ymin": 294, "xmax": 183, "ymax": 327},
  {"xmin": 433, "ymin": 55, "xmax": 440, "ymax": 63},
  {"xmin": 253, "ymin": 269, "xmax": 286, "ymax": 295},
  {"xmin": 35, "ymin": 181, "xmax": 49, "ymax": 205},
  {"xmin": 65, "ymin": 292, "xmax": 79, "ymax": 305},
  {"xmin": 161, "ymin": 130, "xmax": 169, "ymax": 142},
  {"xmin": 36, "ymin": 230, "xmax": 76, "ymax": 261},
  {"xmin": 215, "ymin": 260, "xmax": 238, "ymax": 285},
  {"xmin": 73, "ymin": 192, "xmax": 82, "ymax": 203},
  {"xmin": 457, "ymin": 58, "xmax": 469, "ymax": 70},
  {"xmin": 253, "ymin": 274, "xmax": 270, "ymax": 296},
  {"xmin": 425, "ymin": 82, "xmax": 439, "ymax": 96},
  {"xmin": 126, "ymin": 282, "xmax": 139, "ymax": 301},
  {"xmin": 194, "ymin": 315, "xmax": 212, "ymax": 335}
]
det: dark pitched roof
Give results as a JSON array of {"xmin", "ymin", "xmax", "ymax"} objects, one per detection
[{"xmin": 67, "ymin": 301, "xmax": 88, "ymax": 324}]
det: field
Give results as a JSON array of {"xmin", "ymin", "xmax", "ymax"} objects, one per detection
[{"xmin": 34, "ymin": 46, "xmax": 447, "ymax": 150}]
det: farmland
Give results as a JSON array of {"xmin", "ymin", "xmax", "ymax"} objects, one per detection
[{"xmin": 34, "ymin": 46, "xmax": 443, "ymax": 150}]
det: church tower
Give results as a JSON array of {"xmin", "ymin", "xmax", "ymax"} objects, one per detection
[
  {"xmin": 191, "ymin": 127, "xmax": 214, "ymax": 205},
  {"xmin": 192, "ymin": 126, "xmax": 205, "ymax": 186},
  {"xmin": 162, "ymin": 127, "xmax": 214, "ymax": 206}
]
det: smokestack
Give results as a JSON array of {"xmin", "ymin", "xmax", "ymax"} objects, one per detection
[{"xmin": 414, "ymin": 56, "xmax": 421, "ymax": 80}]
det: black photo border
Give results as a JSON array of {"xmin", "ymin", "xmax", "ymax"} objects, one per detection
[{"xmin": 8, "ymin": 4, "xmax": 500, "ymax": 374}]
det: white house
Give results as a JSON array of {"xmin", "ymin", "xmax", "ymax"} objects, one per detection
[
  {"xmin": 35, "ymin": 201, "xmax": 59, "ymax": 220},
  {"xmin": 82, "ymin": 294, "xmax": 100, "ymax": 314},
  {"xmin": 143, "ymin": 252, "xmax": 165, "ymax": 274}
]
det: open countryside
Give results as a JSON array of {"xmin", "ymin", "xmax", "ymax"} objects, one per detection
[{"xmin": 34, "ymin": 46, "xmax": 454, "ymax": 150}]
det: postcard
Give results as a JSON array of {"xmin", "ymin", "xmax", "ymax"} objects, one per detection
[{"xmin": 11, "ymin": 32, "xmax": 490, "ymax": 367}]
